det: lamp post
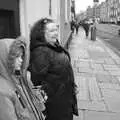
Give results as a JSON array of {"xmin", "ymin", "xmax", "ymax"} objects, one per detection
[{"xmin": 91, "ymin": 0, "xmax": 99, "ymax": 41}]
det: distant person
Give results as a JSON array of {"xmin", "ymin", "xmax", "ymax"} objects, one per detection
[
  {"xmin": 70, "ymin": 20, "xmax": 75, "ymax": 34},
  {"xmin": 75, "ymin": 22, "xmax": 79, "ymax": 34},
  {"xmin": 82, "ymin": 21, "xmax": 90, "ymax": 38},
  {"xmin": 29, "ymin": 17, "xmax": 79, "ymax": 120}
]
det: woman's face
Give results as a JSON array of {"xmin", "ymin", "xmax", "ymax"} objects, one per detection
[
  {"xmin": 14, "ymin": 49, "xmax": 24, "ymax": 70},
  {"xmin": 45, "ymin": 22, "xmax": 58, "ymax": 43}
]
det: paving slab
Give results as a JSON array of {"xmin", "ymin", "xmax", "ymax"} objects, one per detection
[
  {"xmin": 91, "ymin": 59, "xmax": 105, "ymax": 64},
  {"xmin": 77, "ymin": 100, "xmax": 106, "ymax": 111},
  {"xmin": 88, "ymin": 77, "xmax": 102, "ymax": 101},
  {"xmin": 99, "ymin": 83, "xmax": 120, "ymax": 90},
  {"xmin": 90, "ymin": 63, "xmax": 104, "ymax": 71},
  {"xmin": 88, "ymin": 50, "xmax": 110, "ymax": 60},
  {"xmin": 104, "ymin": 58, "xmax": 116, "ymax": 65},
  {"xmin": 85, "ymin": 110, "xmax": 120, "ymax": 120},
  {"xmin": 96, "ymin": 74, "xmax": 119, "ymax": 84},
  {"xmin": 115, "ymin": 59, "xmax": 120, "ymax": 65},
  {"xmin": 74, "ymin": 61, "xmax": 90, "ymax": 68},
  {"xmin": 101, "ymin": 89, "xmax": 120, "ymax": 112},
  {"xmin": 103, "ymin": 64, "xmax": 120, "ymax": 71},
  {"xmin": 96, "ymin": 74, "xmax": 113, "ymax": 83}
]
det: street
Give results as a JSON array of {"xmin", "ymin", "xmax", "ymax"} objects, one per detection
[
  {"xmin": 69, "ymin": 27, "xmax": 120, "ymax": 120},
  {"xmin": 96, "ymin": 24, "xmax": 120, "ymax": 54}
]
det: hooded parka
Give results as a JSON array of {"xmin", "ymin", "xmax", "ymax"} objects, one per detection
[{"xmin": 0, "ymin": 37, "xmax": 45, "ymax": 120}]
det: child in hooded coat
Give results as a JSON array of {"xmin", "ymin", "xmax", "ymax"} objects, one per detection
[{"xmin": 0, "ymin": 37, "xmax": 45, "ymax": 120}]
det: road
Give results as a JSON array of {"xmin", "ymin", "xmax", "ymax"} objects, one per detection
[{"xmin": 96, "ymin": 24, "xmax": 120, "ymax": 54}]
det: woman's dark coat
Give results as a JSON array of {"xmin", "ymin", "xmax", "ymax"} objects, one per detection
[{"xmin": 29, "ymin": 39, "xmax": 78, "ymax": 120}]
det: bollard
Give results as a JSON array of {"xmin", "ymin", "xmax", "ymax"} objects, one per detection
[{"xmin": 91, "ymin": 26, "xmax": 96, "ymax": 41}]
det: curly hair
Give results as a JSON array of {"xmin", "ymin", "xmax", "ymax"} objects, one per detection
[{"xmin": 30, "ymin": 17, "xmax": 54, "ymax": 43}]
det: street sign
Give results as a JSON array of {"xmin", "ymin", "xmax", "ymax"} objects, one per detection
[{"xmin": 93, "ymin": 0, "xmax": 99, "ymax": 2}]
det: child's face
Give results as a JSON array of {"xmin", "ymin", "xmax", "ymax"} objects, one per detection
[{"xmin": 14, "ymin": 49, "xmax": 24, "ymax": 70}]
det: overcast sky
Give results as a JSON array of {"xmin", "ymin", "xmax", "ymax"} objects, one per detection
[{"xmin": 75, "ymin": 0, "xmax": 105, "ymax": 13}]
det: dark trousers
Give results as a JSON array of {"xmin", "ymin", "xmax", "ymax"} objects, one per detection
[{"xmin": 85, "ymin": 29, "xmax": 89, "ymax": 37}]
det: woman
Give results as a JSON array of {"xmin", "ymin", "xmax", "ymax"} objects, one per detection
[
  {"xmin": 29, "ymin": 18, "xmax": 79, "ymax": 120},
  {"xmin": 0, "ymin": 37, "xmax": 45, "ymax": 120}
]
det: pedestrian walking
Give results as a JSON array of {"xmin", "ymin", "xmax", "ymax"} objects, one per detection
[
  {"xmin": 29, "ymin": 17, "xmax": 79, "ymax": 120},
  {"xmin": 82, "ymin": 21, "xmax": 90, "ymax": 38},
  {"xmin": 70, "ymin": 20, "xmax": 75, "ymax": 34},
  {"xmin": 0, "ymin": 37, "xmax": 45, "ymax": 120},
  {"xmin": 75, "ymin": 22, "xmax": 79, "ymax": 34}
]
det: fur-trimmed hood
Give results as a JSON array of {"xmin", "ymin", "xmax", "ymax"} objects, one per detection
[{"xmin": 0, "ymin": 37, "xmax": 29, "ymax": 95}]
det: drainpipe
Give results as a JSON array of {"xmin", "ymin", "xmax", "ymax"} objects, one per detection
[{"xmin": 49, "ymin": 0, "xmax": 52, "ymax": 16}]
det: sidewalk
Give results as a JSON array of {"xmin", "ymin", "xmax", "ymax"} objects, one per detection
[{"xmin": 69, "ymin": 27, "xmax": 120, "ymax": 120}]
